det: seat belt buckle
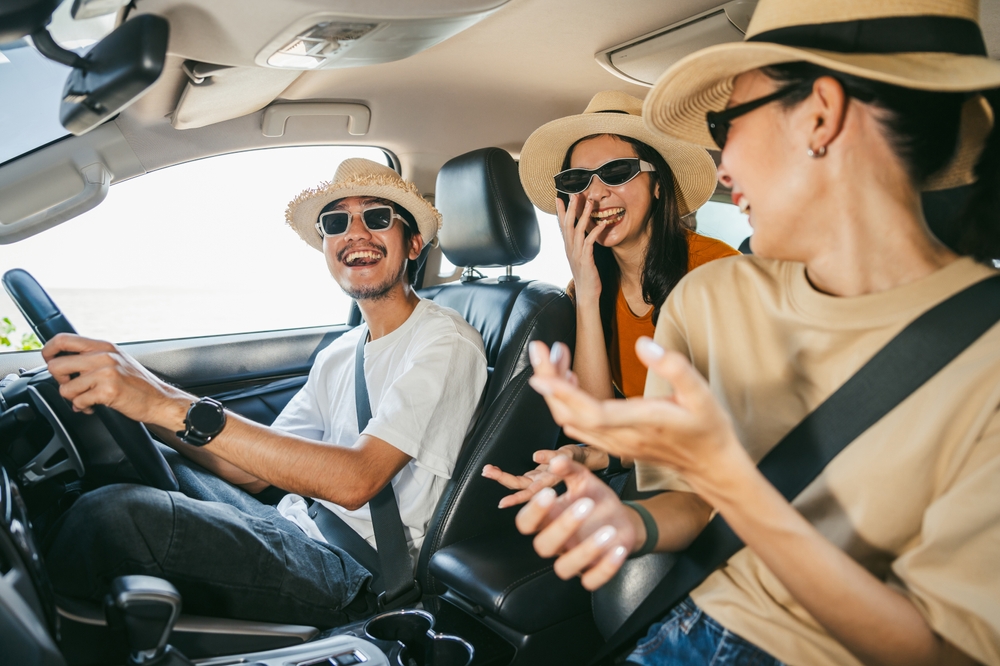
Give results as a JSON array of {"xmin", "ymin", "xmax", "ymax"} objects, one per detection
[{"xmin": 377, "ymin": 580, "xmax": 422, "ymax": 611}]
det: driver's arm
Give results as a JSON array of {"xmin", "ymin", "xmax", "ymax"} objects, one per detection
[
  {"xmin": 43, "ymin": 333, "xmax": 412, "ymax": 509},
  {"xmin": 147, "ymin": 424, "xmax": 269, "ymax": 491}
]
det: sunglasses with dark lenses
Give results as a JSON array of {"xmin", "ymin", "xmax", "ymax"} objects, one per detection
[
  {"xmin": 553, "ymin": 158, "xmax": 656, "ymax": 194},
  {"xmin": 705, "ymin": 83, "xmax": 805, "ymax": 150},
  {"xmin": 315, "ymin": 205, "xmax": 405, "ymax": 238}
]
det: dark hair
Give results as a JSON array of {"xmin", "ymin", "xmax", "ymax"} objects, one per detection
[
  {"xmin": 762, "ymin": 62, "xmax": 1000, "ymax": 262},
  {"xmin": 560, "ymin": 134, "xmax": 688, "ymax": 352},
  {"xmin": 324, "ymin": 197, "xmax": 421, "ymax": 284},
  {"xmin": 395, "ymin": 206, "xmax": 420, "ymax": 285}
]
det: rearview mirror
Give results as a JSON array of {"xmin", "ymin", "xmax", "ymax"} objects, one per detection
[{"xmin": 60, "ymin": 14, "xmax": 168, "ymax": 135}]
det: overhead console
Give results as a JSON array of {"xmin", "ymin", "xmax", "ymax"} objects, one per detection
[
  {"xmin": 255, "ymin": 2, "xmax": 510, "ymax": 71},
  {"xmin": 596, "ymin": 0, "xmax": 757, "ymax": 86}
]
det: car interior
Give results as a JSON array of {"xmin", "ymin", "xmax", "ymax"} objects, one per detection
[{"xmin": 1, "ymin": 1, "xmax": 998, "ymax": 665}]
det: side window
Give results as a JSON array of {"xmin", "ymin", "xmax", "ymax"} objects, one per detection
[
  {"xmin": 0, "ymin": 146, "xmax": 388, "ymax": 349},
  {"xmin": 693, "ymin": 200, "xmax": 752, "ymax": 250}
]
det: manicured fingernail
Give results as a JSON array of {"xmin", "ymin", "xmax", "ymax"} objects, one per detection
[
  {"xmin": 636, "ymin": 337, "xmax": 664, "ymax": 359},
  {"xmin": 572, "ymin": 497, "xmax": 595, "ymax": 518},
  {"xmin": 612, "ymin": 545, "xmax": 628, "ymax": 562},
  {"xmin": 593, "ymin": 526, "xmax": 616, "ymax": 546},
  {"xmin": 550, "ymin": 342, "xmax": 564, "ymax": 366},
  {"xmin": 528, "ymin": 341, "xmax": 543, "ymax": 366},
  {"xmin": 536, "ymin": 487, "xmax": 556, "ymax": 507}
]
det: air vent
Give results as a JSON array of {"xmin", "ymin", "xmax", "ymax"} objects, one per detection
[{"xmin": 595, "ymin": 1, "xmax": 757, "ymax": 86}]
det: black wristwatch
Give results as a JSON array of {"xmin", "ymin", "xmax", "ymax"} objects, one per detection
[{"xmin": 176, "ymin": 397, "xmax": 227, "ymax": 446}]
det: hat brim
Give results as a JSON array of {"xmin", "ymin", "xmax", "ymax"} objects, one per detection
[
  {"xmin": 286, "ymin": 178, "xmax": 440, "ymax": 252},
  {"xmin": 518, "ymin": 113, "xmax": 718, "ymax": 216},
  {"xmin": 644, "ymin": 42, "xmax": 1000, "ymax": 190}
]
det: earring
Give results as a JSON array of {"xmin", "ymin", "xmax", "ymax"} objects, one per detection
[{"xmin": 807, "ymin": 145, "xmax": 827, "ymax": 158}]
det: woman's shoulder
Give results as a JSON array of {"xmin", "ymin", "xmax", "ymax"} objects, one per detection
[
  {"xmin": 670, "ymin": 254, "xmax": 792, "ymax": 312},
  {"xmin": 686, "ymin": 231, "xmax": 741, "ymax": 271}
]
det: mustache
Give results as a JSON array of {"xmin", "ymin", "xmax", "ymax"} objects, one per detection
[{"xmin": 336, "ymin": 240, "xmax": 388, "ymax": 262}]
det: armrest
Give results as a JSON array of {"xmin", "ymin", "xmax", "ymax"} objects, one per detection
[{"xmin": 428, "ymin": 531, "xmax": 590, "ymax": 634}]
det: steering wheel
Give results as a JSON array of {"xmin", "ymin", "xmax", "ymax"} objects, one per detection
[{"xmin": 2, "ymin": 268, "xmax": 179, "ymax": 492}]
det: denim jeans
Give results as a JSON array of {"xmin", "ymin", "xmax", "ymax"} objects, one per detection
[
  {"xmin": 44, "ymin": 446, "xmax": 374, "ymax": 627},
  {"xmin": 627, "ymin": 598, "xmax": 785, "ymax": 666}
]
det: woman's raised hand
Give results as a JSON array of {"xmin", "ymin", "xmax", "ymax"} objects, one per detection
[
  {"xmin": 557, "ymin": 194, "xmax": 603, "ymax": 307},
  {"xmin": 482, "ymin": 444, "xmax": 612, "ymax": 509},
  {"xmin": 515, "ymin": 455, "xmax": 639, "ymax": 590},
  {"xmin": 527, "ymin": 338, "xmax": 745, "ymax": 491}
]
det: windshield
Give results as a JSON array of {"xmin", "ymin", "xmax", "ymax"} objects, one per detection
[{"xmin": 0, "ymin": 3, "xmax": 115, "ymax": 165}]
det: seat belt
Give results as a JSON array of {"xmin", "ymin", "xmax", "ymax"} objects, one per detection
[
  {"xmin": 307, "ymin": 328, "xmax": 422, "ymax": 610},
  {"xmin": 354, "ymin": 328, "xmax": 422, "ymax": 610},
  {"xmin": 593, "ymin": 274, "xmax": 1000, "ymax": 664}
]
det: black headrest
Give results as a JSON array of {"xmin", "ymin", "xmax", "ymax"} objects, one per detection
[{"xmin": 436, "ymin": 147, "xmax": 540, "ymax": 268}]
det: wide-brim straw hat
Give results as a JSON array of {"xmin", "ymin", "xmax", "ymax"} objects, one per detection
[
  {"xmin": 644, "ymin": 0, "xmax": 1000, "ymax": 191},
  {"xmin": 519, "ymin": 91, "xmax": 718, "ymax": 216},
  {"xmin": 286, "ymin": 158, "xmax": 441, "ymax": 251}
]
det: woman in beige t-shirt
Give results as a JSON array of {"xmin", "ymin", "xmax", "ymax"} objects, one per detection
[{"xmin": 515, "ymin": 1, "xmax": 1000, "ymax": 665}]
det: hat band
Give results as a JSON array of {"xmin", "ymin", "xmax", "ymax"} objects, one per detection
[{"xmin": 749, "ymin": 15, "xmax": 987, "ymax": 57}]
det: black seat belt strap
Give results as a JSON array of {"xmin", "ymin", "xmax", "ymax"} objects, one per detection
[
  {"xmin": 354, "ymin": 328, "xmax": 422, "ymax": 610},
  {"xmin": 593, "ymin": 274, "xmax": 1000, "ymax": 663}
]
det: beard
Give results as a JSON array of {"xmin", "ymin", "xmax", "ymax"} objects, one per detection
[{"xmin": 338, "ymin": 254, "xmax": 408, "ymax": 302}]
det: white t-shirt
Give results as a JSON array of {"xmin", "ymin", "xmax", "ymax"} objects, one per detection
[{"xmin": 272, "ymin": 298, "xmax": 487, "ymax": 566}]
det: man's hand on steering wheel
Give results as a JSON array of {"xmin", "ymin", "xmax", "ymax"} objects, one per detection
[{"xmin": 43, "ymin": 333, "xmax": 191, "ymax": 428}]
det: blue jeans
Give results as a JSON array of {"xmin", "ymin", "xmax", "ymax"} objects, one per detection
[
  {"xmin": 44, "ymin": 447, "xmax": 374, "ymax": 627},
  {"xmin": 627, "ymin": 598, "xmax": 785, "ymax": 666}
]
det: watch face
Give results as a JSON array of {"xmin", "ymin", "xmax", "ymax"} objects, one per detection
[{"xmin": 188, "ymin": 400, "xmax": 225, "ymax": 435}]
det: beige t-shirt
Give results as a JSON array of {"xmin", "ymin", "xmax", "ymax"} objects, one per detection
[{"xmin": 637, "ymin": 255, "xmax": 1000, "ymax": 666}]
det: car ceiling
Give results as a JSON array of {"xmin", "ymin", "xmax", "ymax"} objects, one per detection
[
  {"xmin": 113, "ymin": 0, "xmax": 741, "ymax": 191},
  {"xmin": 21, "ymin": 0, "xmax": 1000, "ymax": 197}
]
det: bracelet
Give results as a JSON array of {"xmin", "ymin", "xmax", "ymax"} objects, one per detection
[{"xmin": 623, "ymin": 500, "xmax": 659, "ymax": 558}]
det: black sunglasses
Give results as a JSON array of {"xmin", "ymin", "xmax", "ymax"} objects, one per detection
[
  {"xmin": 315, "ymin": 205, "xmax": 405, "ymax": 238},
  {"xmin": 706, "ymin": 84, "xmax": 805, "ymax": 150},
  {"xmin": 553, "ymin": 157, "xmax": 655, "ymax": 194}
]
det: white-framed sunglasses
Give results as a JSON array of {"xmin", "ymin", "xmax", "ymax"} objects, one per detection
[
  {"xmin": 315, "ymin": 205, "xmax": 407, "ymax": 238},
  {"xmin": 553, "ymin": 157, "xmax": 656, "ymax": 194}
]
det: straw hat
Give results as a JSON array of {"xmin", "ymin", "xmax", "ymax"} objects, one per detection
[
  {"xmin": 643, "ymin": 0, "xmax": 1000, "ymax": 190},
  {"xmin": 519, "ymin": 91, "xmax": 718, "ymax": 216},
  {"xmin": 285, "ymin": 158, "xmax": 441, "ymax": 251}
]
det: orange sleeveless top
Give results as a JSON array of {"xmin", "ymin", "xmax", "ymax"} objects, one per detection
[{"xmin": 610, "ymin": 232, "xmax": 739, "ymax": 397}]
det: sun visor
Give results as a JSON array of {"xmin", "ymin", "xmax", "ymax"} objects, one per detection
[
  {"xmin": 171, "ymin": 64, "xmax": 300, "ymax": 130},
  {"xmin": 595, "ymin": 0, "xmax": 757, "ymax": 86}
]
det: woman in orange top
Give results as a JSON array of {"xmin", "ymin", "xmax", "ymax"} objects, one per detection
[{"xmin": 483, "ymin": 91, "xmax": 738, "ymax": 506}]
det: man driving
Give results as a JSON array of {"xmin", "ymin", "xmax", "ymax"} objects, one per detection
[{"xmin": 41, "ymin": 158, "xmax": 488, "ymax": 626}]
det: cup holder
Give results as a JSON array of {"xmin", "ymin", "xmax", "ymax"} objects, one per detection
[{"xmin": 364, "ymin": 610, "xmax": 473, "ymax": 666}]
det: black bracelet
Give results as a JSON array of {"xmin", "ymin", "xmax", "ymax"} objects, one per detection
[{"xmin": 622, "ymin": 500, "xmax": 659, "ymax": 558}]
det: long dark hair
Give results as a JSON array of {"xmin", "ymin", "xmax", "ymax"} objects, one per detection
[
  {"xmin": 762, "ymin": 62, "xmax": 1000, "ymax": 262},
  {"xmin": 559, "ymin": 134, "xmax": 689, "ymax": 353}
]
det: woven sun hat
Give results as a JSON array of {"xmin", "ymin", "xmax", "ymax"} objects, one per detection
[
  {"xmin": 285, "ymin": 157, "xmax": 441, "ymax": 251},
  {"xmin": 643, "ymin": 0, "xmax": 1000, "ymax": 191},
  {"xmin": 518, "ymin": 91, "xmax": 718, "ymax": 216}
]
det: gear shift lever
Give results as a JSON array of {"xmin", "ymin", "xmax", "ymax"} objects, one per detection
[{"xmin": 105, "ymin": 576, "xmax": 193, "ymax": 665}]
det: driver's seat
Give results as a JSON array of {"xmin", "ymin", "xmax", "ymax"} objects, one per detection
[{"xmin": 52, "ymin": 147, "xmax": 576, "ymax": 663}]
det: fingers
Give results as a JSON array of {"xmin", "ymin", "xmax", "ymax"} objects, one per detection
[
  {"xmin": 574, "ymin": 198, "xmax": 594, "ymax": 245},
  {"xmin": 579, "ymin": 545, "xmax": 629, "ymax": 590},
  {"xmin": 636, "ymin": 338, "xmax": 711, "ymax": 409},
  {"xmin": 498, "ymin": 481, "xmax": 551, "ymax": 509},
  {"xmin": 41, "ymin": 333, "xmax": 114, "ymax": 362},
  {"xmin": 46, "ymin": 346, "xmax": 120, "ymax": 385},
  {"xmin": 481, "ymin": 464, "xmax": 532, "ymax": 490},
  {"xmin": 549, "ymin": 341, "xmax": 571, "ymax": 377},
  {"xmin": 515, "ymin": 486, "xmax": 561, "ymax": 536},
  {"xmin": 532, "ymin": 495, "xmax": 594, "ymax": 558}
]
